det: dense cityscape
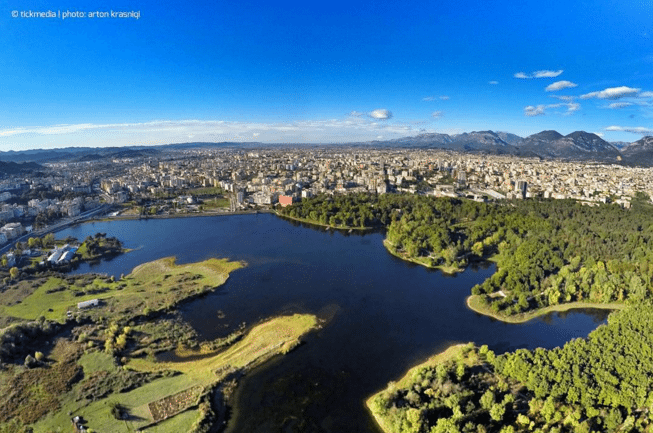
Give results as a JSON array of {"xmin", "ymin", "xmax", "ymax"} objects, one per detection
[{"xmin": 1, "ymin": 146, "xmax": 650, "ymax": 250}]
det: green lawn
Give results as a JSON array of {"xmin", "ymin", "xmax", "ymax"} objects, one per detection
[
  {"xmin": 201, "ymin": 197, "xmax": 230, "ymax": 209},
  {"xmin": 0, "ymin": 257, "xmax": 244, "ymax": 323},
  {"xmin": 0, "ymin": 257, "xmax": 320, "ymax": 433},
  {"xmin": 187, "ymin": 187, "xmax": 225, "ymax": 195}
]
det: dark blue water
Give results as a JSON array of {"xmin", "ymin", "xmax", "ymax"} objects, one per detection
[{"xmin": 57, "ymin": 214, "xmax": 610, "ymax": 432}]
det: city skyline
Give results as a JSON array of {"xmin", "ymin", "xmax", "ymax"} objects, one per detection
[{"xmin": 2, "ymin": 0, "xmax": 653, "ymax": 151}]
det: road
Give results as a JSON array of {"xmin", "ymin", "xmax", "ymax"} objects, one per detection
[{"xmin": 0, "ymin": 204, "xmax": 111, "ymax": 255}]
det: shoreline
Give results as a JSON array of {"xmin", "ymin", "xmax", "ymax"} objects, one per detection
[
  {"xmin": 135, "ymin": 313, "xmax": 320, "ymax": 433},
  {"xmin": 382, "ymin": 239, "xmax": 464, "ymax": 274},
  {"xmin": 466, "ymin": 294, "xmax": 624, "ymax": 324},
  {"xmin": 275, "ymin": 211, "xmax": 376, "ymax": 231},
  {"xmin": 366, "ymin": 344, "xmax": 469, "ymax": 433},
  {"xmin": 92, "ymin": 208, "xmax": 274, "ymax": 223}
]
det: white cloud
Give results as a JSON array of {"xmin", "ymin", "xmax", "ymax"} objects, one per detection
[
  {"xmin": 0, "ymin": 123, "xmax": 116, "ymax": 137},
  {"xmin": 550, "ymin": 95, "xmax": 575, "ymax": 102},
  {"xmin": 370, "ymin": 109, "xmax": 393, "ymax": 119},
  {"xmin": 524, "ymin": 105, "xmax": 546, "ymax": 116},
  {"xmin": 514, "ymin": 70, "xmax": 563, "ymax": 79},
  {"xmin": 0, "ymin": 116, "xmax": 431, "ymax": 148},
  {"xmin": 348, "ymin": 110, "xmax": 365, "ymax": 117},
  {"xmin": 545, "ymin": 80, "xmax": 578, "ymax": 92},
  {"xmin": 534, "ymin": 70, "xmax": 564, "ymax": 78},
  {"xmin": 563, "ymin": 102, "xmax": 580, "ymax": 114},
  {"xmin": 639, "ymin": 91, "xmax": 653, "ymax": 98},
  {"xmin": 489, "ymin": 80, "xmax": 499, "ymax": 85},
  {"xmin": 431, "ymin": 111, "xmax": 444, "ymax": 119},
  {"xmin": 423, "ymin": 95, "xmax": 449, "ymax": 101},
  {"xmin": 581, "ymin": 86, "xmax": 641, "ymax": 100},
  {"xmin": 524, "ymin": 102, "xmax": 579, "ymax": 117},
  {"xmin": 606, "ymin": 102, "xmax": 634, "ymax": 109},
  {"xmin": 605, "ymin": 125, "xmax": 653, "ymax": 134},
  {"xmin": 594, "ymin": 132, "xmax": 605, "ymax": 137}
]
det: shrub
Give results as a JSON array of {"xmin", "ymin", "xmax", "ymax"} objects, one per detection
[
  {"xmin": 110, "ymin": 401, "xmax": 126, "ymax": 419},
  {"xmin": 24, "ymin": 354, "xmax": 37, "ymax": 368}
]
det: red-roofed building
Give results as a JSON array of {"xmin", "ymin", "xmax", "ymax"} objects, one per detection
[{"xmin": 279, "ymin": 195, "xmax": 294, "ymax": 207}]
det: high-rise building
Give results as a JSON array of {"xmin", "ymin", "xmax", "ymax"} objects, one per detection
[{"xmin": 515, "ymin": 180, "xmax": 528, "ymax": 199}]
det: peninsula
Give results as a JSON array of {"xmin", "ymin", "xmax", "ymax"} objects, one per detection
[{"xmin": 0, "ymin": 249, "xmax": 318, "ymax": 433}]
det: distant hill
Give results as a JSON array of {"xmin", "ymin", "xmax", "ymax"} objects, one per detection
[
  {"xmin": 517, "ymin": 131, "xmax": 621, "ymax": 161},
  {"xmin": 621, "ymin": 136, "xmax": 653, "ymax": 165},
  {"xmin": 381, "ymin": 131, "xmax": 518, "ymax": 154},
  {"xmin": 495, "ymin": 131, "xmax": 524, "ymax": 146},
  {"xmin": 0, "ymin": 148, "xmax": 93, "ymax": 163},
  {"xmin": 0, "ymin": 161, "xmax": 41, "ymax": 175},
  {"xmin": 6, "ymin": 131, "xmax": 653, "ymax": 165},
  {"xmin": 610, "ymin": 141, "xmax": 630, "ymax": 150},
  {"xmin": 375, "ymin": 129, "xmax": 625, "ymax": 162},
  {"xmin": 0, "ymin": 142, "xmax": 260, "ymax": 163},
  {"xmin": 451, "ymin": 131, "xmax": 514, "ymax": 152}
]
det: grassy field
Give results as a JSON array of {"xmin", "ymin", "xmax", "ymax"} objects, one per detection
[
  {"xmin": 0, "ymin": 256, "xmax": 249, "ymax": 432},
  {"xmin": 0, "ymin": 257, "xmax": 243, "ymax": 323},
  {"xmin": 201, "ymin": 197, "xmax": 230, "ymax": 209},
  {"xmin": 187, "ymin": 187, "xmax": 225, "ymax": 196},
  {"xmin": 129, "ymin": 314, "xmax": 318, "ymax": 375},
  {"xmin": 466, "ymin": 294, "xmax": 624, "ymax": 324},
  {"xmin": 33, "ymin": 314, "xmax": 318, "ymax": 433}
]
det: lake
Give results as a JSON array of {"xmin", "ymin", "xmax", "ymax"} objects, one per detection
[{"xmin": 57, "ymin": 214, "xmax": 610, "ymax": 432}]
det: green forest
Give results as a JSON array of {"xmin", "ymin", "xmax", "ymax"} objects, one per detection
[
  {"xmin": 368, "ymin": 302, "xmax": 653, "ymax": 432},
  {"xmin": 279, "ymin": 193, "xmax": 653, "ymax": 319},
  {"xmin": 281, "ymin": 192, "xmax": 653, "ymax": 431}
]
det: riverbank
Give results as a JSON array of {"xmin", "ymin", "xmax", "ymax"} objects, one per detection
[{"xmin": 466, "ymin": 294, "xmax": 624, "ymax": 324}]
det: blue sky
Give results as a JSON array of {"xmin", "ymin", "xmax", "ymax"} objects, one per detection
[{"xmin": 1, "ymin": 0, "xmax": 652, "ymax": 150}]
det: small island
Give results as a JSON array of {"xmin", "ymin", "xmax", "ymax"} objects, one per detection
[{"xmin": 3, "ymin": 232, "xmax": 128, "ymax": 280}]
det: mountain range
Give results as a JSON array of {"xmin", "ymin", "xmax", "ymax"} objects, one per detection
[
  {"xmin": 377, "ymin": 130, "xmax": 653, "ymax": 165},
  {"xmin": 2, "ymin": 131, "xmax": 653, "ymax": 166}
]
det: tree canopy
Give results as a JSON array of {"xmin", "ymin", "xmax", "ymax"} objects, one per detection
[{"xmin": 282, "ymin": 193, "xmax": 653, "ymax": 317}]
